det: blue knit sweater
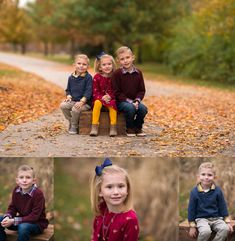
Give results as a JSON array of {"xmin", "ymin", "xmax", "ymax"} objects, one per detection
[
  {"xmin": 65, "ymin": 72, "xmax": 92, "ymax": 105},
  {"xmin": 188, "ymin": 184, "xmax": 229, "ymax": 222}
]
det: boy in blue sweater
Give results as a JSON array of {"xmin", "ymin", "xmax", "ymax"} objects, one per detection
[
  {"xmin": 188, "ymin": 162, "xmax": 233, "ymax": 241},
  {"xmin": 60, "ymin": 54, "xmax": 92, "ymax": 134}
]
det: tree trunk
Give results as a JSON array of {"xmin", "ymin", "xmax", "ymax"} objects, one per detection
[
  {"xmin": 70, "ymin": 39, "xmax": 76, "ymax": 59},
  {"xmin": 21, "ymin": 43, "xmax": 26, "ymax": 54},
  {"xmin": 44, "ymin": 41, "xmax": 49, "ymax": 56},
  {"xmin": 137, "ymin": 44, "xmax": 143, "ymax": 64}
]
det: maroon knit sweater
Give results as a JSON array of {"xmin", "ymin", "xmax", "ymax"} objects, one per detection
[
  {"xmin": 111, "ymin": 68, "xmax": 146, "ymax": 102},
  {"xmin": 5, "ymin": 186, "xmax": 49, "ymax": 231}
]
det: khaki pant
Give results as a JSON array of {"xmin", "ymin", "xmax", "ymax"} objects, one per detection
[
  {"xmin": 60, "ymin": 101, "xmax": 91, "ymax": 128},
  {"xmin": 196, "ymin": 218, "xmax": 229, "ymax": 241}
]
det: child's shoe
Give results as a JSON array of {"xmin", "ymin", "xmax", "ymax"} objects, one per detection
[
  {"xmin": 90, "ymin": 124, "xmax": 99, "ymax": 136},
  {"xmin": 68, "ymin": 126, "xmax": 78, "ymax": 134},
  {"xmin": 126, "ymin": 128, "xmax": 136, "ymax": 137},
  {"xmin": 136, "ymin": 128, "xmax": 146, "ymax": 137},
  {"xmin": 109, "ymin": 125, "xmax": 117, "ymax": 137}
]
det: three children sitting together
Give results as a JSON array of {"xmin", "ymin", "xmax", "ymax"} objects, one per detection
[{"xmin": 60, "ymin": 46, "xmax": 148, "ymax": 137}]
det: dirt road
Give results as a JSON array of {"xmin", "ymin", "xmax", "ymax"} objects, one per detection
[{"xmin": 0, "ymin": 52, "xmax": 234, "ymax": 157}]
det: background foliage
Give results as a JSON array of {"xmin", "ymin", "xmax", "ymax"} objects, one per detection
[
  {"xmin": 179, "ymin": 157, "xmax": 235, "ymax": 221},
  {"xmin": 54, "ymin": 157, "xmax": 178, "ymax": 241},
  {"xmin": 1, "ymin": 0, "xmax": 234, "ymax": 84},
  {"xmin": 0, "ymin": 158, "xmax": 54, "ymax": 216}
]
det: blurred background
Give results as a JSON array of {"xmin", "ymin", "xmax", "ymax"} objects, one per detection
[
  {"xmin": 0, "ymin": 0, "xmax": 234, "ymax": 85},
  {"xmin": 179, "ymin": 157, "xmax": 235, "ymax": 222},
  {"xmin": 54, "ymin": 157, "xmax": 179, "ymax": 241},
  {"xmin": 0, "ymin": 157, "xmax": 54, "ymax": 221}
]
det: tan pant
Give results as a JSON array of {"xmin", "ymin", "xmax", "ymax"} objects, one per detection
[
  {"xmin": 196, "ymin": 218, "xmax": 229, "ymax": 241},
  {"xmin": 60, "ymin": 101, "xmax": 91, "ymax": 128}
]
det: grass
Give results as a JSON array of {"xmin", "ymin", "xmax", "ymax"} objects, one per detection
[
  {"xmin": 137, "ymin": 62, "xmax": 235, "ymax": 91},
  {"xmin": 0, "ymin": 69, "xmax": 19, "ymax": 76},
  {"xmin": 54, "ymin": 160, "xmax": 92, "ymax": 241},
  {"xmin": 22, "ymin": 52, "xmax": 235, "ymax": 91}
]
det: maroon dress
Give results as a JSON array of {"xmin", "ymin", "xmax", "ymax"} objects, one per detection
[
  {"xmin": 92, "ymin": 73, "xmax": 117, "ymax": 110},
  {"xmin": 91, "ymin": 202, "xmax": 139, "ymax": 241}
]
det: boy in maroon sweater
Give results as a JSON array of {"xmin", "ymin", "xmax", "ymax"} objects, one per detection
[
  {"xmin": 112, "ymin": 46, "xmax": 148, "ymax": 137},
  {"xmin": 0, "ymin": 165, "xmax": 48, "ymax": 241}
]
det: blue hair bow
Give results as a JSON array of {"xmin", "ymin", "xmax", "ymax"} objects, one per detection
[
  {"xmin": 95, "ymin": 158, "xmax": 112, "ymax": 176},
  {"xmin": 96, "ymin": 51, "xmax": 106, "ymax": 60}
]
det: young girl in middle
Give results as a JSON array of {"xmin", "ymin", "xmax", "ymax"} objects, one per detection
[
  {"xmin": 90, "ymin": 158, "xmax": 139, "ymax": 241},
  {"xmin": 90, "ymin": 53, "xmax": 117, "ymax": 137}
]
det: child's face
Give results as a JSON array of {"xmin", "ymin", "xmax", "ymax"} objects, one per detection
[
  {"xmin": 16, "ymin": 170, "xmax": 36, "ymax": 193},
  {"xmin": 99, "ymin": 172, "xmax": 128, "ymax": 212},
  {"xmin": 198, "ymin": 168, "xmax": 215, "ymax": 189},
  {"xmin": 118, "ymin": 51, "xmax": 135, "ymax": 71},
  {"xmin": 74, "ymin": 57, "xmax": 89, "ymax": 74},
  {"xmin": 100, "ymin": 57, "xmax": 113, "ymax": 75}
]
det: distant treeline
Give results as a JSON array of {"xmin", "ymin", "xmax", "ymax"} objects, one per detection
[{"xmin": 0, "ymin": 0, "xmax": 234, "ymax": 83}]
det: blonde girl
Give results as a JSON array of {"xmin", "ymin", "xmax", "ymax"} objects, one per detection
[
  {"xmin": 90, "ymin": 158, "xmax": 139, "ymax": 241},
  {"xmin": 90, "ymin": 53, "xmax": 117, "ymax": 137}
]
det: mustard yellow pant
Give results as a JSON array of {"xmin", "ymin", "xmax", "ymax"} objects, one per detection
[{"xmin": 92, "ymin": 100, "xmax": 117, "ymax": 125}]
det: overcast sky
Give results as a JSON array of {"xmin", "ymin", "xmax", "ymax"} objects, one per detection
[{"xmin": 18, "ymin": 0, "xmax": 35, "ymax": 7}]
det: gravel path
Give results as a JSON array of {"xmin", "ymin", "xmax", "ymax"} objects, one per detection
[{"xmin": 0, "ymin": 52, "xmax": 234, "ymax": 157}]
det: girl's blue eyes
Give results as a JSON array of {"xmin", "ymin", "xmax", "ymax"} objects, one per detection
[{"xmin": 106, "ymin": 185, "xmax": 125, "ymax": 189}]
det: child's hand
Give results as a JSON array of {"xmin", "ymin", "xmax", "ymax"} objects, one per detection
[
  {"xmin": 133, "ymin": 101, "xmax": 139, "ymax": 110},
  {"xmin": 189, "ymin": 227, "xmax": 197, "ymax": 238},
  {"xmin": 227, "ymin": 223, "xmax": 234, "ymax": 232},
  {"xmin": 102, "ymin": 94, "xmax": 111, "ymax": 103},
  {"xmin": 65, "ymin": 95, "xmax": 72, "ymax": 102},
  {"xmin": 1, "ymin": 217, "xmax": 14, "ymax": 227},
  {"xmin": 74, "ymin": 101, "xmax": 84, "ymax": 109}
]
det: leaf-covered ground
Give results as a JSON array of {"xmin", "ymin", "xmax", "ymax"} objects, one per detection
[
  {"xmin": 145, "ymin": 88, "xmax": 235, "ymax": 156},
  {"xmin": 0, "ymin": 63, "xmax": 64, "ymax": 131},
  {"xmin": 0, "ymin": 62, "xmax": 234, "ymax": 157}
]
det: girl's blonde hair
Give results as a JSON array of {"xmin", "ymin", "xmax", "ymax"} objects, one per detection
[
  {"xmin": 90, "ymin": 164, "xmax": 133, "ymax": 216},
  {"xmin": 94, "ymin": 54, "xmax": 116, "ymax": 74}
]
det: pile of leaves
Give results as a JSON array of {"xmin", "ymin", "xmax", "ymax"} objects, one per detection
[
  {"xmin": 0, "ymin": 63, "xmax": 64, "ymax": 131},
  {"xmin": 145, "ymin": 89, "xmax": 235, "ymax": 156}
]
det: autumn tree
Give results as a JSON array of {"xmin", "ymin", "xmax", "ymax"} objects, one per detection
[
  {"xmin": 166, "ymin": 0, "xmax": 235, "ymax": 83},
  {"xmin": 27, "ymin": 0, "xmax": 63, "ymax": 56},
  {"xmin": 0, "ymin": 0, "xmax": 33, "ymax": 53}
]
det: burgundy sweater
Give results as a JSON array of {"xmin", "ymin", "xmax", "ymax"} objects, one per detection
[
  {"xmin": 91, "ymin": 202, "xmax": 139, "ymax": 241},
  {"xmin": 111, "ymin": 68, "xmax": 146, "ymax": 102},
  {"xmin": 5, "ymin": 186, "xmax": 49, "ymax": 231}
]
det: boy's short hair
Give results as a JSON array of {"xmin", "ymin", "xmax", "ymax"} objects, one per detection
[
  {"xmin": 198, "ymin": 162, "xmax": 216, "ymax": 175},
  {"xmin": 115, "ymin": 46, "xmax": 133, "ymax": 58},
  {"xmin": 17, "ymin": 165, "xmax": 35, "ymax": 177},
  {"xmin": 74, "ymin": 54, "xmax": 90, "ymax": 65}
]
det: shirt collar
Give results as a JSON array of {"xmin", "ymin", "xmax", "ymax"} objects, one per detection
[
  {"xmin": 16, "ymin": 183, "xmax": 37, "ymax": 197},
  {"xmin": 121, "ymin": 66, "xmax": 138, "ymax": 74},
  {"xmin": 197, "ymin": 183, "xmax": 215, "ymax": 192},
  {"xmin": 72, "ymin": 71, "xmax": 87, "ymax": 77}
]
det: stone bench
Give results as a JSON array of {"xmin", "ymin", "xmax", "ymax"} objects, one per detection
[
  {"xmin": 179, "ymin": 220, "xmax": 235, "ymax": 241},
  {"xmin": 5, "ymin": 224, "xmax": 54, "ymax": 241},
  {"xmin": 79, "ymin": 111, "xmax": 126, "ymax": 135}
]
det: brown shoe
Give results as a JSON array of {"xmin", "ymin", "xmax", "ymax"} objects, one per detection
[
  {"xmin": 90, "ymin": 124, "xmax": 99, "ymax": 136},
  {"xmin": 126, "ymin": 128, "xmax": 136, "ymax": 137},
  {"xmin": 109, "ymin": 125, "xmax": 117, "ymax": 137},
  {"xmin": 136, "ymin": 128, "xmax": 146, "ymax": 137}
]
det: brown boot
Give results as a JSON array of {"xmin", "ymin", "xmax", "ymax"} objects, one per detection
[
  {"xmin": 109, "ymin": 125, "xmax": 117, "ymax": 137},
  {"xmin": 90, "ymin": 124, "xmax": 99, "ymax": 136}
]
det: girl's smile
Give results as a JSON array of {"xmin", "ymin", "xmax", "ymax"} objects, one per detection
[{"xmin": 100, "ymin": 57, "xmax": 113, "ymax": 75}]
